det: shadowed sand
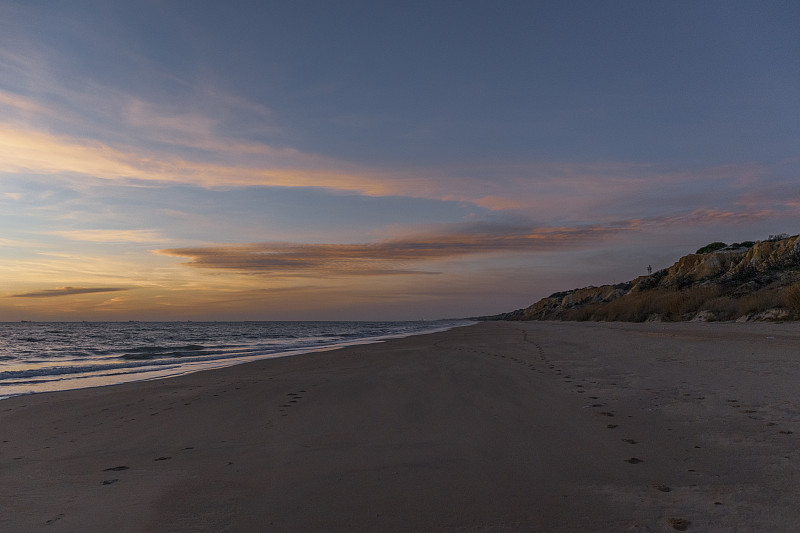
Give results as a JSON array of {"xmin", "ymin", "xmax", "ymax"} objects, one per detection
[{"xmin": 2, "ymin": 321, "xmax": 800, "ymax": 531}]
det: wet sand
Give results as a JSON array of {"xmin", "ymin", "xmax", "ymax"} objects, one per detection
[{"xmin": 2, "ymin": 321, "xmax": 799, "ymax": 532}]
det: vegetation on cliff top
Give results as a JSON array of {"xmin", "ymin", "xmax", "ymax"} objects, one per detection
[{"xmin": 504, "ymin": 234, "xmax": 800, "ymax": 322}]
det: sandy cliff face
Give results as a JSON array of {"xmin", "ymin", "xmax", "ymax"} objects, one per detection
[
  {"xmin": 732, "ymin": 236, "xmax": 800, "ymax": 275},
  {"xmin": 517, "ymin": 235, "xmax": 800, "ymax": 322}
]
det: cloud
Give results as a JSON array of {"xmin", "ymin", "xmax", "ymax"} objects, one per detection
[
  {"xmin": 634, "ymin": 208, "xmax": 775, "ymax": 228},
  {"xmin": 0, "ymin": 85, "xmax": 765, "ymax": 216},
  {"xmin": 0, "ymin": 119, "xmax": 667, "ymax": 214},
  {"xmin": 0, "ymin": 83, "xmax": 783, "ymax": 225},
  {"xmin": 11, "ymin": 287, "xmax": 129, "ymax": 298},
  {"xmin": 154, "ymin": 204, "xmax": 774, "ymax": 279},
  {"xmin": 47, "ymin": 229, "xmax": 169, "ymax": 244},
  {"xmin": 0, "ymin": 122, "xmax": 406, "ymax": 195},
  {"xmin": 121, "ymin": 97, "xmax": 277, "ymax": 151},
  {"xmin": 0, "ymin": 90, "xmax": 49, "ymax": 115},
  {"xmin": 154, "ymin": 223, "xmax": 625, "ymax": 277}
]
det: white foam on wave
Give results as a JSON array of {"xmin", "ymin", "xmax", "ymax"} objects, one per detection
[{"xmin": 0, "ymin": 320, "xmax": 474, "ymax": 399}]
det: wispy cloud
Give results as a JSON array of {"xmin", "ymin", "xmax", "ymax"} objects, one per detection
[
  {"xmin": 0, "ymin": 81, "xmax": 781, "ymax": 223},
  {"xmin": 11, "ymin": 287, "xmax": 129, "ymax": 298},
  {"xmin": 0, "ymin": 236, "xmax": 31, "ymax": 247},
  {"xmin": 154, "ymin": 203, "xmax": 775, "ymax": 279},
  {"xmin": 662, "ymin": 208, "xmax": 774, "ymax": 226},
  {"xmin": 154, "ymin": 224, "xmax": 625, "ymax": 277},
  {"xmin": 121, "ymin": 96, "xmax": 278, "ymax": 151},
  {"xmin": 626, "ymin": 208, "xmax": 775, "ymax": 229},
  {"xmin": 47, "ymin": 229, "xmax": 169, "ymax": 244},
  {"xmin": 0, "ymin": 117, "xmax": 760, "ymax": 220},
  {"xmin": 0, "ymin": 90, "xmax": 49, "ymax": 116},
  {"xmin": 0, "ymin": 122, "xmax": 402, "ymax": 195}
]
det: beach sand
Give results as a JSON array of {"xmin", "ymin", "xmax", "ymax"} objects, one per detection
[{"xmin": 2, "ymin": 321, "xmax": 799, "ymax": 532}]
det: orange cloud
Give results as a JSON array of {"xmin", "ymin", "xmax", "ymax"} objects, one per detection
[
  {"xmin": 0, "ymin": 86, "xmax": 777, "ymax": 218},
  {"xmin": 0, "ymin": 123, "xmax": 414, "ymax": 196},
  {"xmin": 47, "ymin": 229, "xmax": 170, "ymax": 244},
  {"xmin": 0, "ymin": 90, "xmax": 48, "ymax": 115},
  {"xmin": 472, "ymin": 196, "xmax": 530, "ymax": 210},
  {"xmin": 155, "ymin": 224, "xmax": 623, "ymax": 277},
  {"xmin": 154, "ymin": 205, "xmax": 772, "ymax": 280},
  {"xmin": 648, "ymin": 208, "xmax": 774, "ymax": 227},
  {"xmin": 11, "ymin": 287, "xmax": 128, "ymax": 298}
]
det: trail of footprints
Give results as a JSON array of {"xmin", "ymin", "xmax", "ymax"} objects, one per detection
[
  {"xmin": 469, "ymin": 334, "xmax": 695, "ymax": 528},
  {"xmin": 279, "ymin": 389, "xmax": 307, "ymax": 416},
  {"xmin": 94, "ymin": 386, "xmax": 311, "ymax": 497},
  {"xmin": 507, "ymin": 328, "xmax": 797, "ymax": 531},
  {"xmin": 518, "ymin": 329, "xmax": 697, "ymax": 530}
]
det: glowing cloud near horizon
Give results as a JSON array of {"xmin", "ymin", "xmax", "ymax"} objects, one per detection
[{"xmin": 11, "ymin": 287, "xmax": 129, "ymax": 298}]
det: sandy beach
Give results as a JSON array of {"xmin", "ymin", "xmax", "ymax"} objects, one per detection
[{"xmin": 2, "ymin": 321, "xmax": 799, "ymax": 532}]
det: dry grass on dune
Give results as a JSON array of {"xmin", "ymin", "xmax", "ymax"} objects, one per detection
[{"xmin": 562, "ymin": 282, "xmax": 800, "ymax": 322}]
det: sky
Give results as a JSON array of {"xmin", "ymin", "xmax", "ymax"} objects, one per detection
[{"xmin": 0, "ymin": 1, "xmax": 798, "ymax": 321}]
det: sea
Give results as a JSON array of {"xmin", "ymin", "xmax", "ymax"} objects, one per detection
[{"xmin": 0, "ymin": 320, "xmax": 474, "ymax": 400}]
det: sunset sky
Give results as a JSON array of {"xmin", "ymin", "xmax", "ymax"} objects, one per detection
[{"xmin": 1, "ymin": 1, "xmax": 798, "ymax": 320}]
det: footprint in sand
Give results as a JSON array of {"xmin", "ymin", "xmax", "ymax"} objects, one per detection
[
  {"xmin": 102, "ymin": 479, "xmax": 119, "ymax": 485},
  {"xmin": 652, "ymin": 483, "xmax": 671, "ymax": 492},
  {"xmin": 607, "ymin": 424, "xmax": 618, "ymax": 429},
  {"xmin": 280, "ymin": 390, "xmax": 309, "ymax": 415},
  {"xmin": 44, "ymin": 514, "xmax": 65, "ymax": 524},
  {"xmin": 622, "ymin": 438, "xmax": 638, "ymax": 444},
  {"xmin": 624, "ymin": 457, "xmax": 643, "ymax": 464},
  {"xmin": 103, "ymin": 465, "xmax": 129, "ymax": 471},
  {"xmin": 154, "ymin": 456, "xmax": 172, "ymax": 461},
  {"xmin": 668, "ymin": 517, "xmax": 690, "ymax": 530}
]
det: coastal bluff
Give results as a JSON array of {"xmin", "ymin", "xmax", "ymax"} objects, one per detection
[{"xmin": 500, "ymin": 234, "xmax": 800, "ymax": 322}]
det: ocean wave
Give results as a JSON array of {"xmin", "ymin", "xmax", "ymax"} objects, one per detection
[
  {"xmin": 121, "ymin": 344, "xmax": 208, "ymax": 360},
  {"xmin": 0, "ymin": 365, "xmax": 181, "ymax": 386},
  {"xmin": 0, "ymin": 320, "xmax": 474, "ymax": 396}
]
